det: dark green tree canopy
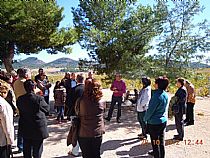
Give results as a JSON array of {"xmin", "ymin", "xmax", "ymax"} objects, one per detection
[
  {"xmin": 72, "ymin": 0, "xmax": 167, "ymax": 75},
  {"xmin": 0, "ymin": 0, "xmax": 77, "ymax": 72}
]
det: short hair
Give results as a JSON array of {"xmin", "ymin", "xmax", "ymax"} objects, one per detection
[
  {"xmin": 76, "ymin": 73, "xmax": 84, "ymax": 83},
  {"xmin": 155, "ymin": 76, "xmax": 169, "ymax": 90},
  {"xmin": 17, "ymin": 68, "xmax": 25, "ymax": 77},
  {"xmin": 176, "ymin": 78, "xmax": 185, "ymax": 86},
  {"xmin": 24, "ymin": 79, "xmax": 35, "ymax": 93},
  {"xmin": 38, "ymin": 68, "xmax": 43, "ymax": 72},
  {"xmin": 115, "ymin": 73, "xmax": 121, "ymax": 77},
  {"xmin": 141, "ymin": 77, "xmax": 151, "ymax": 88}
]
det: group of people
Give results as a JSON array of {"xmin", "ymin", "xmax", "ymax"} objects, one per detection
[
  {"xmin": 0, "ymin": 67, "xmax": 196, "ymax": 158},
  {"xmin": 0, "ymin": 68, "xmax": 52, "ymax": 158},
  {"xmin": 105, "ymin": 74, "xmax": 195, "ymax": 158}
]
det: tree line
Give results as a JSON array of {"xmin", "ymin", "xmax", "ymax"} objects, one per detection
[{"xmin": 0, "ymin": 0, "xmax": 209, "ymax": 79}]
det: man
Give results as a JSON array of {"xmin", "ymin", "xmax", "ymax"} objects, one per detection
[
  {"xmin": 65, "ymin": 73, "xmax": 77, "ymax": 119},
  {"xmin": 13, "ymin": 68, "xmax": 31, "ymax": 153},
  {"xmin": 35, "ymin": 68, "xmax": 48, "ymax": 83},
  {"xmin": 68, "ymin": 73, "xmax": 84, "ymax": 157},
  {"xmin": 174, "ymin": 78, "xmax": 187, "ymax": 141},
  {"xmin": 17, "ymin": 80, "xmax": 49, "ymax": 158},
  {"xmin": 86, "ymin": 71, "xmax": 94, "ymax": 80},
  {"xmin": 105, "ymin": 73, "xmax": 126, "ymax": 123},
  {"xmin": 184, "ymin": 80, "xmax": 196, "ymax": 126}
]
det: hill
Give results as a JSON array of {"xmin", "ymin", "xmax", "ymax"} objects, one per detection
[
  {"xmin": 13, "ymin": 57, "xmax": 46, "ymax": 69},
  {"xmin": 190, "ymin": 62, "xmax": 210, "ymax": 69},
  {"xmin": 45, "ymin": 58, "xmax": 78, "ymax": 68}
]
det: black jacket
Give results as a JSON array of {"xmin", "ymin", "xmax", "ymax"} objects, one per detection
[
  {"xmin": 69, "ymin": 84, "xmax": 84, "ymax": 116},
  {"xmin": 17, "ymin": 92, "xmax": 49, "ymax": 140},
  {"xmin": 175, "ymin": 86, "xmax": 187, "ymax": 114}
]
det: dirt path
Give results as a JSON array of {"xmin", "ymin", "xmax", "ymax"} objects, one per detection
[{"xmin": 13, "ymin": 90, "xmax": 210, "ymax": 158}]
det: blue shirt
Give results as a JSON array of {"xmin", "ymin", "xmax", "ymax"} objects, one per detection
[{"xmin": 144, "ymin": 89, "xmax": 168, "ymax": 125}]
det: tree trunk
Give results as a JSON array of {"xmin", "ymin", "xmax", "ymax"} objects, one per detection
[{"xmin": 3, "ymin": 44, "xmax": 15, "ymax": 73}]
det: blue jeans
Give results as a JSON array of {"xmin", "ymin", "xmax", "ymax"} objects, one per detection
[{"xmin": 57, "ymin": 106, "xmax": 64, "ymax": 121}]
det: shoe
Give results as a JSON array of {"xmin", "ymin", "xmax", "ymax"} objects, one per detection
[
  {"xmin": 173, "ymin": 135, "xmax": 183, "ymax": 141},
  {"xmin": 104, "ymin": 117, "xmax": 110, "ymax": 121},
  {"xmin": 173, "ymin": 137, "xmax": 183, "ymax": 141},
  {"xmin": 17, "ymin": 149, "xmax": 23, "ymax": 153},
  {"xmin": 117, "ymin": 119, "xmax": 122, "ymax": 123},
  {"xmin": 185, "ymin": 122, "xmax": 194, "ymax": 126},
  {"xmin": 138, "ymin": 135, "xmax": 147, "ymax": 140},
  {"xmin": 184, "ymin": 119, "xmax": 188, "ymax": 123},
  {"xmin": 138, "ymin": 133, "xmax": 143, "ymax": 137},
  {"xmin": 68, "ymin": 151, "xmax": 79, "ymax": 157},
  {"xmin": 148, "ymin": 150, "xmax": 154, "ymax": 156}
]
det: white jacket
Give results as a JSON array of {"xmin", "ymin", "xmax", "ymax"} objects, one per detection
[
  {"xmin": 136, "ymin": 86, "xmax": 151, "ymax": 112},
  {"xmin": 0, "ymin": 96, "xmax": 14, "ymax": 146}
]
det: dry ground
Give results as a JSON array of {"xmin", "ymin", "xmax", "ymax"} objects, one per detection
[{"xmin": 13, "ymin": 89, "xmax": 210, "ymax": 158}]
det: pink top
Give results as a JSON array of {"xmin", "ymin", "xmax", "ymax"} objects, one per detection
[{"xmin": 110, "ymin": 80, "xmax": 126, "ymax": 97}]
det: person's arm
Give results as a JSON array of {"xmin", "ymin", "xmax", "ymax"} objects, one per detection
[
  {"xmin": 39, "ymin": 96, "xmax": 50, "ymax": 114},
  {"xmin": 144, "ymin": 94, "xmax": 159, "ymax": 123},
  {"xmin": 176, "ymin": 89, "xmax": 187, "ymax": 106},
  {"xmin": 0, "ymin": 104, "xmax": 14, "ymax": 145},
  {"xmin": 110, "ymin": 81, "xmax": 116, "ymax": 91},
  {"xmin": 141, "ymin": 88, "xmax": 151, "ymax": 110}
]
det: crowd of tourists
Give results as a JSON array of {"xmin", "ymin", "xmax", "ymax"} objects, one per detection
[{"xmin": 0, "ymin": 68, "xmax": 196, "ymax": 158}]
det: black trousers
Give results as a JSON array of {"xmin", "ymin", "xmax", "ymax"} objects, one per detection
[
  {"xmin": 147, "ymin": 122, "xmax": 167, "ymax": 158},
  {"xmin": 23, "ymin": 139, "xmax": 43, "ymax": 158},
  {"xmin": 175, "ymin": 112, "xmax": 184, "ymax": 138},
  {"xmin": 107, "ymin": 96, "xmax": 122, "ymax": 120},
  {"xmin": 0, "ymin": 145, "xmax": 11, "ymax": 158},
  {"xmin": 186, "ymin": 102, "xmax": 195, "ymax": 123},
  {"xmin": 78, "ymin": 136, "xmax": 102, "ymax": 158}
]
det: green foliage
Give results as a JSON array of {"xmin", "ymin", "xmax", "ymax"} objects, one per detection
[
  {"xmin": 153, "ymin": 1, "xmax": 210, "ymax": 77},
  {"xmin": 0, "ymin": 0, "xmax": 77, "ymax": 72},
  {"xmin": 72, "ymin": 0, "xmax": 167, "ymax": 75}
]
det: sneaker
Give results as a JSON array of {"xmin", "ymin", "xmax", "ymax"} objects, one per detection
[{"xmin": 104, "ymin": 117, "xmax": 110, "ymax": 121}]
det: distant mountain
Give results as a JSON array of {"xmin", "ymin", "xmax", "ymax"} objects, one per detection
[
  {"xmin": 189, "ymin": 62, "xmax": 210, "ymax": 68},
  {"xmin": 13, "ymin": 57, "xmax": 46, "ymax": 69},
  {"xmin": 1, "ymin": 57, "xmax": 79, "ymax": 69},
  {"xmin": 45, "ymin": 58, "xmax": 78, "ymax": 68}
]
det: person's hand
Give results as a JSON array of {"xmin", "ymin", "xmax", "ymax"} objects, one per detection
[{"xmin": 114, "ymin": 90, "xmax": 119, "ymax": 93}]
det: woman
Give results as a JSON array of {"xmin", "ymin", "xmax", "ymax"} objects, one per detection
[
  {"xmin": 173, "ymin": 78, "xmax": 187, "ymax": 140},
  {"xmin": 75, "ymin": 79, "xmax": 105, "ymax": 158},
  {"xmin": 136, "ymin": 77, "xmax": 151, "ymax": 139},
  {"xmin": 144, "ymin": 77, "xmax": 169, "ymax": 158},
  {"xmin": 0, "ymin": 82, "xmax": 14, "ymax": 158},
  {"xmin": 17, "ymin": 79, "xmax": 49, "ymax": 158}
]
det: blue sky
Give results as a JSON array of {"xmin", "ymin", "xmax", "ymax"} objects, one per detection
[{"xmin": 14, "ymin": 0, "xmax": 210, "ymax": 63}]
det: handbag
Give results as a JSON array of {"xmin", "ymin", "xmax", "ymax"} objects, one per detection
[{"xmin": 67, "ymin": 98, "xmax": 81, "ymax": 147}]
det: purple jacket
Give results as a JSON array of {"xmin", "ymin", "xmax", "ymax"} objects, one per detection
[{"xmin": 111, "ymin": 80, "xmax": 126, "ymax": 97}]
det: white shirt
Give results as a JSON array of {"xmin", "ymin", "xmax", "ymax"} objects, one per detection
[
  {"xmin": 0, "ymin": 96, "xmax": 14, "ymax": 146},
  {"xmin": 136, "ymin": 86, "xmax": 151, "ymax": 112}
]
